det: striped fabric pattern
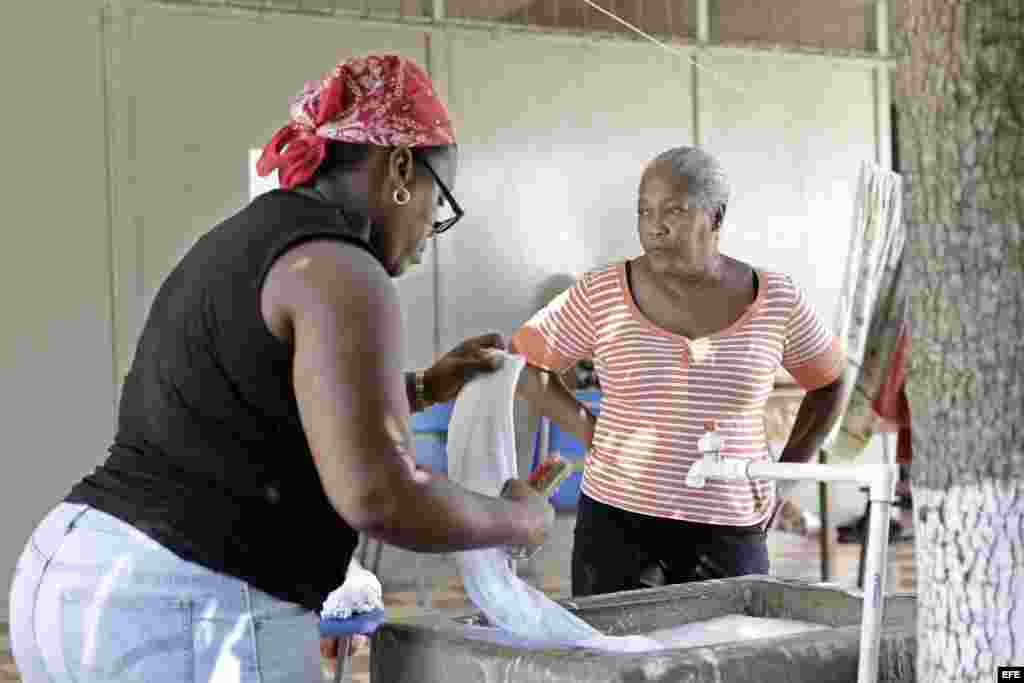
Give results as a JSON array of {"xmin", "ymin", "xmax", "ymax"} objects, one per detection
[{"xmin": 511, "ymin": 262, "xmax": 845, "ymax": 527}]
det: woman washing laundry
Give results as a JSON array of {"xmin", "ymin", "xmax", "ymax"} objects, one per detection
[
  {"xmin": 512, "ymin": 147, "xmax": 846, "ymax": 597},
  {"xmin": 9, "ymin": 54, "xmax": 553, "ymax": 682}
]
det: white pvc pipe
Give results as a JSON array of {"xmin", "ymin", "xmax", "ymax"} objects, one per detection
[
  {"xmin": 858, "ymin": 499, "xmax": 892, "ymax": 683},
  {"xmin": 689, "ymin": 457, "xmax": 898, "ymax": 683},
  {"xmin": 745, "ymin": 461, "xmax": 896, "ymax": 504}
]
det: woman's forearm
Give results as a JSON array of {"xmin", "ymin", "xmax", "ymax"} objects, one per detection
[
  {"xmin": 362, "ymin": 475, "xmax": 539, "ymax": 552},
  {"xmin": 516, "ymin": 364, "xmax": 596, "ymax": 449},
  {"xmin": 779, "ymin": 375, "xmax": 847, "ymax": 463}
]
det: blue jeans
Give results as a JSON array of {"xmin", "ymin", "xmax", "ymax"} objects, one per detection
[{"xmin": 9, "ymin": 503, "xmax": 322, "ymax": 682}]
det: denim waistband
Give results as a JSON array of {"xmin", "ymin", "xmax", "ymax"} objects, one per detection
[
  {"xmin": 27, "ymin": 503, "xmax": 312, "ymax": 617},
  {"xmin": 28, "ymin": 503, "xmax": 91, "ymax": 561}
]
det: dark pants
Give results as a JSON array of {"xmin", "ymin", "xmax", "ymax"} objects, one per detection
[{"xmin": 571, "ymin": 493, "xmax": 770, "ymax": 598}]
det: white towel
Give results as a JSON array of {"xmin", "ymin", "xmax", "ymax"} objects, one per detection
[
  {"xmin": 321, "ymin": 557, "xmax": 384, "ymax": 620},
  {"xmin": 446, "ymin": 351, "xmax": 660, "ymax": 649}
]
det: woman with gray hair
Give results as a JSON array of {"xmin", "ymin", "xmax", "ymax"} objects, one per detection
[{"xmin": 512, "ymin": 146, "xmax": 847, "ymax": 596}]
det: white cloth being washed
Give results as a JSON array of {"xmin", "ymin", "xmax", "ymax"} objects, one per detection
[{"xmin": 445, "ymin": 352, "xmax": 658, "ymax": 649}]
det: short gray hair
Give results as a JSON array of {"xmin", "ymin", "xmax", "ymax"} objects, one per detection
[{"xmin": 651, "ymin": 147, "xmax": 731, "ymax": 228}]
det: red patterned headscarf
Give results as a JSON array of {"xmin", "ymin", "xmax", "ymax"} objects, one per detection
[{"xmin": 257, "ymin": 54, "xmax": 456, "ymax": 189}]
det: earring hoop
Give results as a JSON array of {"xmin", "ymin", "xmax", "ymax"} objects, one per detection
[{"xmin": 393, "ymin": 186, "xmax": 411, "ymax": 205}]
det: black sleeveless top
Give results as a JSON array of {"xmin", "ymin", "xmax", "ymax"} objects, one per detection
[{"xmin": 67, "ymin": 190, "xmax": 377, "ymax": 612}]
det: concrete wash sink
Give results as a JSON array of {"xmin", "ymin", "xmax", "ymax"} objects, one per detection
[{"xmin": 371, "ymin": 576, "xmax": 916, "ymax": 683}]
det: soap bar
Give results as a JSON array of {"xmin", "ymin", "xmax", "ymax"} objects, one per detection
[
  {"xmin": 528, "ymin": 454, "xmax": 575, "ymax": 497},
  {"xmin": 504, "ymin": 456, "xmax": 576, "ymax": 561}
]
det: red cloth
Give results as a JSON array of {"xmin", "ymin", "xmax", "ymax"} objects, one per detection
[
  {"xmin": 872, "ymin": 320, "xmax": 912, "ymax": 465},
  {"xmin": 257, "ymin": 54, "xmax": 456, "ymax": 189}
]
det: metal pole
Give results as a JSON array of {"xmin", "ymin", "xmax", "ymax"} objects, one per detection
[
  {"xmin": 539, "ymin": 416, "xmax": 551, "ymax": 468},
  {"xmin": 333, "ymin": 637, "xmax": 350, "ymax": 682},
  {"xmin": 875, "ymin": 0, "xmax": 889, "ymax": 56},
  {"xmin": 818, "ymin": 449, "xmax": 831, "ymax": 582},
  {"xmin": 695, "ymin": 0, "xmax": 710, "ymax": 43},
  {"xmin": 692, "ymin": 0, "xmax": 709, "ymax": 147},
  {"xmin": 873, "ymin": 0, "xmax": 892, "ymax": 169},
  {"xmin": 424, "ymin": 9, "xmax": 446, "ymax": 361},
  {"xmin": 699, "ymin": 459, "xmax": 897, "ymax": 683}
]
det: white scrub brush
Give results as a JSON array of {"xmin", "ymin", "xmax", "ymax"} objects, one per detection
[{"xmin": 321, "ymin": 556, "xmax": 384, "ymax": 620}]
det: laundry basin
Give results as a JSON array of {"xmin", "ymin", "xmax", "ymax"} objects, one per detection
[{"xmin": 371, "ymin": 576, "xmax": 916, "ymax": 683}]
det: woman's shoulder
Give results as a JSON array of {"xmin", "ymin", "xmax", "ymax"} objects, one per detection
[
  {"xmin": 573, "ymin": 261, "xmax": 631, "ymax": 298},
  {"xmin": 723, "ymin": 257, "xmax": 786, "ymax": 288},
  {"xmin": 548, "ymin": 262, "xmax": 623, "ymax": 291},
  {"xmin": 751, "ymin": 269, "xmax": 823, "ymax": 319},
  {"xmin": 586, "ymin": 261, "xmax": 626, "ymax": 281},
  {"xmin": 739, "ymin": 264, "xmax": 800, "ymax": 308},
  {"xmin": 753, "ymin": 268, "xmax": 794, "ymax": 289}
]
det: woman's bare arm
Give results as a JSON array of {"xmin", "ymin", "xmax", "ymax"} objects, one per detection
[
  {"xmin": 778, "ymin": 374, "xmax": 847, "ymax": 464},
  {"xmin": 516, "ymin": 364, "xmax": 596, "ymax": 450},
  {"xmin": 261, "ymin": 239, "xmax": 551, "ymax": 552}
]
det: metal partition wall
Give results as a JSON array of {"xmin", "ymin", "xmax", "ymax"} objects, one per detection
[{"xmin": 132, "ymin": 0, "xmax": 891, "ymax": 367}]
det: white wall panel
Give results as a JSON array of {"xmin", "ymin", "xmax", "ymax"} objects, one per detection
[
  {"xmin": 698, "ymin": 53, "xmax": 877, "ymax": 327},
  {"xmin": 442, "ymin": 33, "xmax": 694, "ymax": 347},
  {"xmin": 0, "ymin": 1, "xmax": 115, "ymax": 619}
]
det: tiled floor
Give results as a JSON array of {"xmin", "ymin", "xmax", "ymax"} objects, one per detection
[{"xmin": 1, "ymin": 519, "xmax": 916, "ymax": 683}]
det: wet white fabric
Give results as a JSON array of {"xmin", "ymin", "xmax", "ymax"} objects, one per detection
[
  {"xmin": 642, "ymin": 614, "xmax": 830, "ymax": 648},
  {"xmin": 446, "ymin": 352, "xmax": 660, "ymax": 650},
  {"xmin": 446, "ymin": 352, "xmax": 831, "ymax": 653},
  {"xmin": 320, "ymin": 557, "xmax": 383, "ymax": 619}
]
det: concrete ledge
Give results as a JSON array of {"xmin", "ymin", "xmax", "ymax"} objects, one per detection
[{"xmin": 372, "ymin": 576, "xmax": 916, "ymax": 683}]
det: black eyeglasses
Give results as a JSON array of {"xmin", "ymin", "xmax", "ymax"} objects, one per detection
[{"xmin": 418, "ymin": 157, "xmax": 464, "ymax": 235}]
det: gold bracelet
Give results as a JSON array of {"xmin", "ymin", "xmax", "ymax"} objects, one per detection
[{"xmin": 415, "ymin": 370, "xmax": 429, "ymax": 410}]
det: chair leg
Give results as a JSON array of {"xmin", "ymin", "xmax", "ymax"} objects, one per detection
[
  {"xmin": 333, "ymin": 638, "xmax": 349, "ymax": 683},
  {"xmin": 818, "ymin": 449, "xmax": 832, "ymax": 583},
  {"xmin": 415, "ymin": 555, "xmax": 430, "ymax": 608},
  {"xmin": 370, "ymin": 538, "xmax": 385, "ymax": 575},
  {"xmin": 358, "ymin": 535, "xmax": 369, "ymax": 566},
  {"xmin": 856, "ymin": 495, "xmax": 871, "ymax": 589}
]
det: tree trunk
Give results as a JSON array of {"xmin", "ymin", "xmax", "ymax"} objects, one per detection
[{"xmin": 896, "ymin": 1, "xmax": 1024, "ymax": 681}]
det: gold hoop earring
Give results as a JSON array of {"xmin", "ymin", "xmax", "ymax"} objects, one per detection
[{"xmin": 393, "ymin": 187, "xmax": 411, "ymax": 205}]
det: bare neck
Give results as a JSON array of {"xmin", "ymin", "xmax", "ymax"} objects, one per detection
[
  {"xmin": 291, "ymin": 174, "xmax": 374, "ymax": 242},
  {"xmin": 642, "ymin": 253, "xmax": 730, "ymax": 299}
]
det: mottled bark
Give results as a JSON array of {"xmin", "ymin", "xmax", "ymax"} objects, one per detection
[{"xmin": 895, "ymin": 1, "xmax": 1024, "ymax": 681}]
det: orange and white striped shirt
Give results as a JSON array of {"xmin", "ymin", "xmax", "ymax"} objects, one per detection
[{"xmin": 511, "ymin": 262, "xmax": 845, "ymax": 527}]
